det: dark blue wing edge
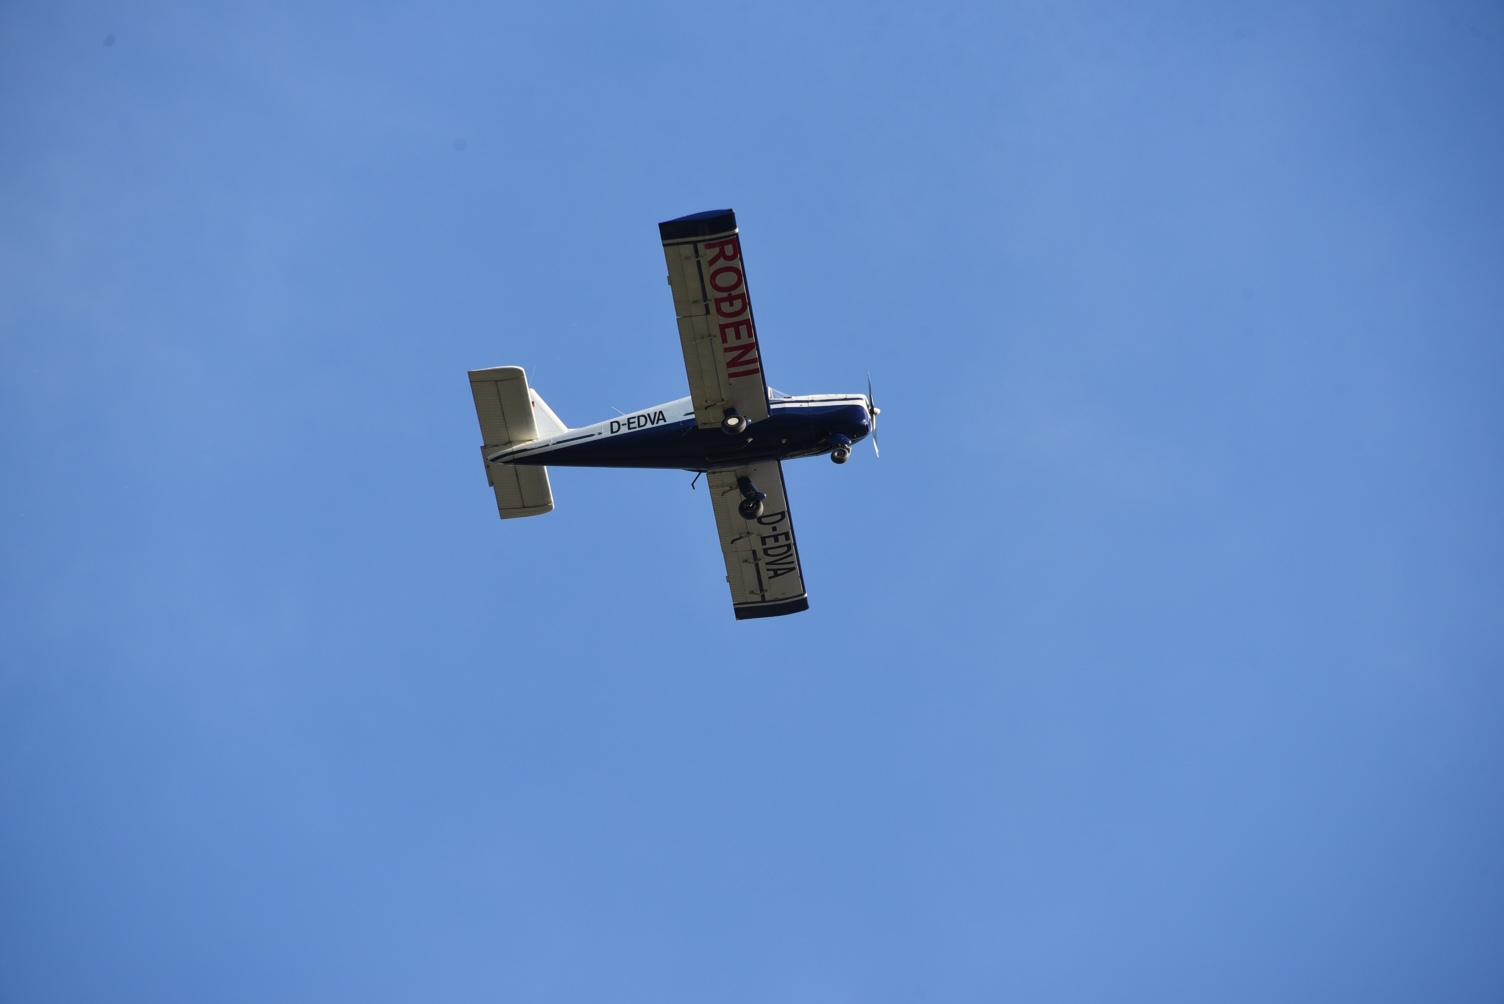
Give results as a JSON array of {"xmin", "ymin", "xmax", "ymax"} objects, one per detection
[
  {"xmin": 660, "ymin": 209, "xmax": 737, "ymax": 243},
  {"xmin": 733, "ymin": 596, "xmax": 810, "ymax": 620}
]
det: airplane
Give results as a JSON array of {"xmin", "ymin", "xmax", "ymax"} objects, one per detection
[{"xmin": 467, "ymin": 209, "xmax": 879, "ymax": 620}]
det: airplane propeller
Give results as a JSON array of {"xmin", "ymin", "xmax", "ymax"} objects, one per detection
[{"xmin": 867, "ymin": 373, "xmax": 881, "ymax": 458}]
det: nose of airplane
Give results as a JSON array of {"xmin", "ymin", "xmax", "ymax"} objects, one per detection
[{"xmin": 849, "ymin": 403, "xmax": 871, "ymax": 440}]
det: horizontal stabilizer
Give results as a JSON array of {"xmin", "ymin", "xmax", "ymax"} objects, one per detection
[
  {"xmin": 470, "ymin": 366, "xmax": 539, "ymax": 449},
  {"xmin": 469, "ymin": 366, "xmax": 555, "ymax": 519},
  {"xmin": 484, "ymin": 461, "xmax": 553, "ymax": 519}
]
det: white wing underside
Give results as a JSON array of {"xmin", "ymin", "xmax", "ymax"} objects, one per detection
[
  {"xmin": 706, "ymin": 460, "xmax": 809, "ymax": 619},
  {"xmin": 661, "ymin": 210, "xmax": 771, "ymax": 431}
]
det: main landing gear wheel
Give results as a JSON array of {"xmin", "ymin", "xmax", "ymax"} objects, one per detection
[
  {"xmin": 721, "ymin": 409, "xmax": 749, "ymax": 436},
  {"xmin": 735, "ymin": 475, "xmax": 767, "ymax": 520}
]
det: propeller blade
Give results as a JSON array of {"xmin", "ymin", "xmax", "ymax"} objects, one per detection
[{"xmin": 866, "ymin": 373, "xmax": 880, "ymax": 458}]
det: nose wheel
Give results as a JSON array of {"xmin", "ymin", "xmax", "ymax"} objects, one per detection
[
  {"xmin": 736, "ymin": 475, "xmax": 767, "ymax": 519},
  {"xmin": 829, "ymin": 433, "xmax": 853, "ymax": 465}
]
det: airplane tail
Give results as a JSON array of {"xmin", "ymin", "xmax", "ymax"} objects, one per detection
[
  {"xmin": 467, "ymin": 366, "xmax": 559, "ymax": 519},
  {"xmin": 527, "ymin": 387, "xmax": 569, "ymax": 437}
]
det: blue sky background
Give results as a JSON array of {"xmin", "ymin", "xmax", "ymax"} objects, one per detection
[{"xmin": 3, "ymin": 2, "xmax": 1502, "ymax": 1001}]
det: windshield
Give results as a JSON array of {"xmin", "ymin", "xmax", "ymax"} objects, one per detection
[{"xmin": 767, "ymin": 387, "xmax": 791, "ymax": 400}]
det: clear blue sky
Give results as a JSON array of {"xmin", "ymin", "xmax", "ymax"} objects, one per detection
[{"xmin": 3, "ymin": 2, "xmax": 1502, "ymax": 1001}]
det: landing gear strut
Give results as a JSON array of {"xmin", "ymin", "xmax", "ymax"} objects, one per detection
[{"xmin": 736, "ymin": 475, "xmax": 767, "ymax": 519}]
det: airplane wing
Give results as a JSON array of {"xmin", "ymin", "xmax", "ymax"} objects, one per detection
[
  {"xmin": 706, "ymin": 460, "xmax": 809, "ymax": 619},
  {"xmin": 660, "ymin": 209, "xmax": 771, "ymax": 431}
]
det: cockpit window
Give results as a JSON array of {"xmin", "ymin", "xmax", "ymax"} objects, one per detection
[{"xmin": 767, "ymin": 387, "xmax": 791, "ymax": 400}]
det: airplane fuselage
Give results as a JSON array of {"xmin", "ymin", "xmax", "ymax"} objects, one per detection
[{"xmin": 489, "ymin": 393, "xmax": 871, "ymax": 472}]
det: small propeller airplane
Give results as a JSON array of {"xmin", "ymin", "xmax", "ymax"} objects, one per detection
[{"xmin": 467, "ymin": 209, "xmax": 879, "ymax": 620}]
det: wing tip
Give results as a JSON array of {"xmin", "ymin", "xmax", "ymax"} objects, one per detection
[
  {"xmin": 733, "ymin": 595, "xmax": 810, "ymax": 621},
  {"xmin": 659, "ymin": 209, "xmax": 737, "ymax": 243}
]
